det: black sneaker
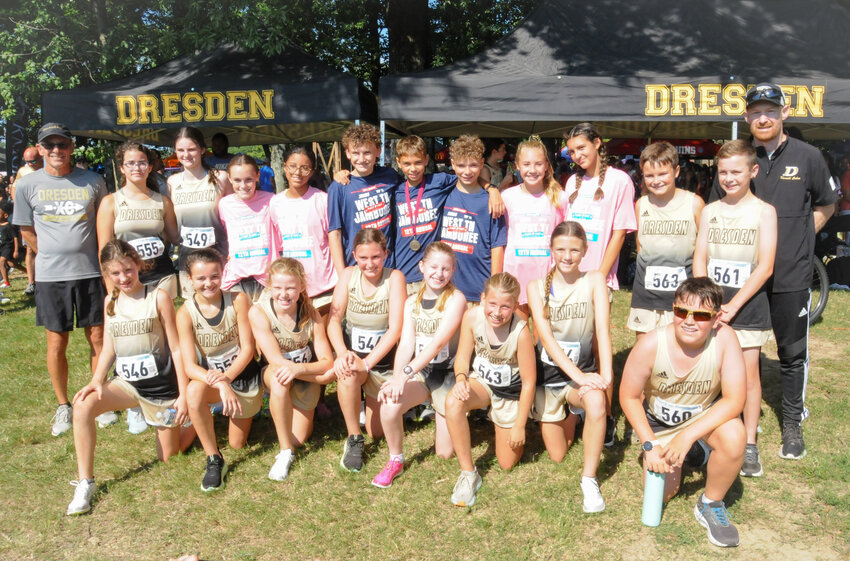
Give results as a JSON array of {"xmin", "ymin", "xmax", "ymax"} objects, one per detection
[
  {"xmin": 340, "ymin": 434, "xmax": 365, "ymax": 472},
  {"xmin": 740, "ymin": 444, "xmax": 763, "ymax": 476},
  {"xmin": 604, "ymin": 416, "xmax": 616, "ymax": 447},
  {"xmin": 779, "ymin": 424, "xmax": 806, "ymax": 460},
  {"xmin": 694, "ymin": 495, "xmax": 739, "ymax": 547},
  {"xmin": 201, "ymin": 454, "xmax": 227, "ymax": 492}
]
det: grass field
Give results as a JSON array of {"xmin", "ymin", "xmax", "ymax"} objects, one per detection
[{"xmin": 1, "ymin": 274, "xmax": 848, "ymax": 561}]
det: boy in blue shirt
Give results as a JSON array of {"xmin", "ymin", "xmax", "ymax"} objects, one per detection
[{"xmin": 440, "ymin": 135, "xmax": 507, "ymax": 302}]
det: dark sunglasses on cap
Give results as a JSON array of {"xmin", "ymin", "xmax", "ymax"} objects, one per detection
[
  {"xmin": 40, "ymin": 141, "xmax": 72, "ymax": 150},
  {"xmin": 672, "ymin": 306, "xmax": 716, "ymax": 322},
  {"xmin": 745, "ymin": 83, "xmax": 786, "ymax": 107}
]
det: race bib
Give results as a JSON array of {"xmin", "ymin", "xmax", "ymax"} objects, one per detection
[
  {"xmin": 129, "ymin": 236, "xmax": 165, "ymax": 259},
  {"xmin": 284, "ymin": 346, "xmax": 312, "ymax": 364},
  {"xmin": 473, "ymin": 356, "xmax": 512, "ymax": 387},
  {"xmin": 280, "ymin": 231, "xmax": 314, "ymax": 259},
  {"xmin": 415, "ymin": 336, "xmax": 449, "ymax": 364},
  {"xmin": 115, "ymin": 353, "xmax": 158, "ymax": 381},
  {"xmin": 181, "ymin": 226, "xmax": 215, "ymax": 249},
  {"xmin": 708, "ymin": 259, "xmax": 750, "ymax": 289},
  {"xmin": 645, "ymin": 266, "xmax": 687, "ymax": 291},
  {"xmin": 568, "ymin": 200, "xmax": 602, "ymax": 240},
  {"xmin": 350, "ymin": 327, "xmax": 386, "ymax": 354},
  {"xmin": 207, "ymin": 347, "xmax": 239, "ymax": 372},
  {"xmin": 653, "ymin": 396, "xmax": 703, "ymax": 426},
  {"xmin": 540, "ymin": 340, "xmax": 581, "ymax": 366}
]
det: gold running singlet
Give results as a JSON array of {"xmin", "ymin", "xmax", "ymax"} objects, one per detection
[
  {"xmin": 106, "ymin": 286, "xmax": 177, "ymax": 400},
  {"xmin": 344, "ymin": 267, "xmax": 394, "ymax": 370},
  {"xmin": 113, "ymin": 188, "xmax": 174, "ymax": 283},
  {"xmin": 534, "ymin": 274, "xmax": 596, "ymax": 387},
  {"xmin": 470, "ymin": 305, "xmax": 525, "ymax": 400},
  {"xmin": 170, "ymin": 171, "xmax": 227, "ymax": 269},
  {"xmin": 644, "ymin": 324, "xmax": 720, "ymax": 440}
]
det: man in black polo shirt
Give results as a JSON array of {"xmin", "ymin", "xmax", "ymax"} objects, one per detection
[{"xmin": 710, "ymin": 83, "xmax": 836, "ymax": 464}]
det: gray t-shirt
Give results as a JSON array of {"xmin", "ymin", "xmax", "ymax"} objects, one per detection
[{"xmin": 12, "ymin": 168, "xmax": 106, "ymax": 281}]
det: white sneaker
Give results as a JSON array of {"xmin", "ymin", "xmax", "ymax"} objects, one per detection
[
  {"xmin": 66, "ymin": 479, "xmax": 95, "ymax": 515},
  {"xmin": 95, "ymin": 411, "xmax": 118, "ymax": 428},
  {"xmin": 51, "ymin": 404, "xmax": 72, "ymax": 436},
  {"xmin": 359, "ymin": 400, "xmax": 366, "ymax": 427},
  {"xmin": 580, "ymin": 477, "xmax": 605, "ymax": 513},
  {"xmin": 268, "ymin": 449, "xmax": 294, "ymax": 481},
  {"xmin": 451, "ymin": 470, "xmax": 483, "ymax": 507},
  {"xmin": 126, "ymin": 407, "xmax": 148, "ymax": 434}
]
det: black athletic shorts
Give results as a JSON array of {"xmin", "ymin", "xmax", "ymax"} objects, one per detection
[{"xmin": 35, "ymin": 277, "xmax": 106, "ymax": 332}]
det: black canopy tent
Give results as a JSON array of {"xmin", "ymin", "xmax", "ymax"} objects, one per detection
[
  {"xmin": 41, "ymin": 44, "xmax": 377, "ymax": 146},
  {"xmin": 380, "ymin": 0, "xmax": 850, "ymax": 140}
]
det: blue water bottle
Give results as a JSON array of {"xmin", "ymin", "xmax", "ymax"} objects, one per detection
[{"xmin": 642, "ymin": 470, "xmax": 666, "ymax": 527}]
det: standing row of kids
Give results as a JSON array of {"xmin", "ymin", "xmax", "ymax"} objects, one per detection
[{"xmin": 63, "ymin": 122, "xmax": 770, "ymax": 549}]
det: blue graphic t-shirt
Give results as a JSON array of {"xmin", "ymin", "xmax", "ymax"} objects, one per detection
[
  {"xmin": 328, "ymin": 166, "xmax": 402, "ymax": 266},
  {"xmin": 393, "ymin": 173, "xmax": 457, "ymax": 282},
  {"xmin": 440, "ymin": 188, "xmax": 507, "ymax": 302}
]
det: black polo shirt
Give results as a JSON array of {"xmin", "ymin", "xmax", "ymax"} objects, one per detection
[{"xmin": 710, "ymin": 136, "xmax": 837, "ymax": 292}]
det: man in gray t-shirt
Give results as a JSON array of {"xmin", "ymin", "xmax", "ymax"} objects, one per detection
[{"xmin": 12, "ymin": 123, "xmax": 107, "ymax": 436}]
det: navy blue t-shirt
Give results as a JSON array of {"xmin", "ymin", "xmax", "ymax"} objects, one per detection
[
  {"xmin": 393, "ymin": 172, "xmax": 457, "ymax": 282},
  {"xmin": 440, "ymin": 188, "xmax": 507, "ymax": 302},
  {"xmin": 328, "ymin": 166, "xmax": 402, "ymax": 266}
]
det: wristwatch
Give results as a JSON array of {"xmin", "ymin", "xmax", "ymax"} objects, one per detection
[
  {"xmin": 642, "ymin": 440, "xmax": 660, "ymax": 452},
  {"xmin": 402, "ymin": 365, "xmax": 415, "ymax": 378}
]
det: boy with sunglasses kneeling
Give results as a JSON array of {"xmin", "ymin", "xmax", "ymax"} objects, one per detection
[{"xmin": 620, "ymin": 277, "xmax": 746, "ymax": 548}]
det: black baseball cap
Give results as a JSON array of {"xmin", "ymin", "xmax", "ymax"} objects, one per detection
[
  {"xmin": 745, "ymin": 83, "xmax": 786, "ymax": 108},
  {"xmin": 37, "ymin": 123, "xmax": 73, "ymax": 143}
]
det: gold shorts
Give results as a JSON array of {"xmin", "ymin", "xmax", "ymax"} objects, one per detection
[
  {"xmin": 230, "ymin": 382, "xmax": 263, "ymax": 419},
  {"xmin": 146, "ymin": 274, "xmax": 178, "ymax": 300},
  {"xmin": 531, "ymin": 383, "xmax": 582, "ymax": 422},
  {"xmin": 363, "ymin": 369, "xmax": 393, "ymax": 400},
  {"xmin": 178, "ymin": 270, "xmax": 194, "ymax": 300},
  {"xmin": 470, "ymin": 374, "xmax": 520, "ymax": 428},
  {"xmin": 311, "ymin": 290, "xmax": 334, "ymax": 310},
  {"xmin": 111, "ymin": 377, "xmax": 178, "ymax": 427},
  {"xmin": 406, "ymin": 281, "xmax": 424, "ymax": 296},
  {"xmin": 229, "ymin": 278, "xmax": 267, "ymax": 304},
  {"xmin": 734, "ymin": 328, "xmax": 771, "ymax": 349},
  {"xmin": 627, "ymin": 307, "xmax": 674, "ymax": 333},
  {"xmin": 290, "ymin": 379, "xmax": 320, "ymax": 411}
]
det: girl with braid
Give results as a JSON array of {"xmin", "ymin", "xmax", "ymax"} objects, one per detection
[
  {"xmin": 66, "ymin": 240, "xmax": 195, "ymax": 515},
  {"xmin": 527, "ymin": 222, "xmax": 612, "ymax": 513},
  {"xmin": 565, "ymin": 123, "xmax": 637, "ymax": 291},
  {"xmin": 501, "ymin": 136, "xmax": 568, "ymax": 312}
]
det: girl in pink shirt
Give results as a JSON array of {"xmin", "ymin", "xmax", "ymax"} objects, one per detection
[
  {"xmin": 502, "ymin": 136, "xmax": 568, "ymax": 310},
  {"xmin": 270, "ymin": 146, "xmax": 337, "ymax": 313},
  {"xmin": 565, "ymin": 123, "xmax": 637, "ymax": 290},
  {"xmin": 218, "ymin": 156, "xmax": 278, "ymax": 302}
]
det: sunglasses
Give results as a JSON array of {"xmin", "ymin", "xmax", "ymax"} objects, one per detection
[
  {"xmin": 40, "ymin": 141, "xmax": 71, "ymax": 150},
  {"xmin": 745, "ymin": 85, "xmax": 785, "ymax": 107},
  {"xmin": 672, "ymin": 306, "xmax": 716, "ymax": 322}
]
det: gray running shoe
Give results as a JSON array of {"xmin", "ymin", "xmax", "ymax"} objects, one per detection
[
  {"xmin": 694, "ymin": 495, "xmax": 739, "ymax": 547},
  {"xmin": 95, "ymin": 411, "xmax": 118, "ymax": 428},
  {"xmin": 340, "ymin": 434, "xmax": 365, "ymax": 472},
  {"xmin": 419, "ymin": 403, "xmax": 436, "ymax": 422},
  {"xmin": 740, "ymin": 444, "xmax": 763, "ymax": 477},
  {"xmin": 126, "ymin": 407, "xmax": 148, "ymax": 434},
  {"xmin": 779, "ymin": 424, "xmax": 806, "ymax": 460},
  {"xmin": 451, "ymin": 470, "xmax": 482, "ymax": 507},
  {"xmin": 24, "ymin": 283, "xmax": 35, "ymax": 296},
  {"xmin": 51, "ymin": 404, "xmax": 72, "ymax": 436},
  {"xmin": 66, "ymin": 479, "xmax": 95, "ymax": 515}
]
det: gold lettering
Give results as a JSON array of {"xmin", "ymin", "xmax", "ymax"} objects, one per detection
[
  {"xmin": 204, "ymin": 92, "xmax": 226, "ymax": 121},
  {"xmin": 160, "ymin": 93, "xmax": 181, "ymax": 123},
  {"xmin": 226, "ymin": 91, "xmax": 248, "ymax": 120},
  {"xmin": 247, "ymin": 90, "xmax": 275, "ymax": 120},
  {"xmin": 722, "ymin": 84, "xmax": 747, "ymax": 116},
  {"xmin": 137, "ymin": 95, "xmax": 160, "ymax": 124},
  {"xmin": 644, "ymin": 84, "xmax": 669, "ymax": 116},
  {"xmin": 182, "ymin": 92, "xmax": 203, "ymax": 122},
  {"xmin": 794, "ymin": 85, "xmax": 824, "ymax": 118},
  {"xmin": 115, "ymin": 96, "xmax": 138, "ymax": 125},
  {"xmin": 670, "ymin": 84, "xmax": 696, "ymax": 116},
  {"xmin": 697, "ymin": 84, "xmax": 722, "ymax": 116}
]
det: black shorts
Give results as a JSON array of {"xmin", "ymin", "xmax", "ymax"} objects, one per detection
[
  {"xmin": 35, "ymin": 277, "xmax": 106, "ymax": 332},
  {"xmin": 0, "ymin": 245, "xmax": 13, "ymax": 260}
]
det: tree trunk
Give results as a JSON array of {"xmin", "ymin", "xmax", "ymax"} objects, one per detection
[
  {"xmin": 92, "ymin": 0, "xmax": 108, "ymax": 48},
  {"xmin": 386, "ymin": 0, "xmax": 431, "ymax": 74}
]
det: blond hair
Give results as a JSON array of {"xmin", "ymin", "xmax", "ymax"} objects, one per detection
[
  {"xmin": 414, "ymin": 242, "xmax": 457, "ymax": 314},
  {"xmin": 542, "ymin": 221, "xmax": 587, "ymax": 320},
  {"xmin": 396, "ymin": 135, "xmax": 427, "ymax": 159},
  {"xmin": 717, "ymin": 139, "xmax": 757, "ymax": 167},
  {"xmin": 483, "ymin": 272, "xmax": 520, "ymax": 303},
  {"xmin": 516, "ymin": 135, "xmax": 561, "ymax": 207},
  {"xmin": 267, "ymin": 257, "xmax": 316, "ymax": 331},
  {"xmin": 100, "ymin": 239, "xmax": 144, "ymax": 317},
  {"xmin": 341, "ymin": 123, "xmax": 381, "ymax": 151}
]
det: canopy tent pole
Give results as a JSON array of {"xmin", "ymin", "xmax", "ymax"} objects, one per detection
[
  {"xmin": 732, "ymin": 121, "xmax": 738, "ymax": 140},
  {"xmin": 380, "ymin": 120, "xmax": 386, "ymax": 166}
]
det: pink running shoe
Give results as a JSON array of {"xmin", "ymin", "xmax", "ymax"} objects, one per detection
[{"xmin": 371, "ymin": 458, "xmax": 404, "ymax": 488}]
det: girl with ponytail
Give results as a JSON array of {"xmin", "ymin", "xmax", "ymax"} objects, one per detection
[
  {"xmin": 564, "ymin": 123, "xmax": 637, "ymax": 290},
  {"xmin": 501, "ymin": 135, "xmax": 568, "ymax": 311}
]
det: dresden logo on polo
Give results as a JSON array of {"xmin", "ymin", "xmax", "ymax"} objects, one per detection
[{"xmin": 781, "ymin": 166, "xmax": 800, "ymax": 180}]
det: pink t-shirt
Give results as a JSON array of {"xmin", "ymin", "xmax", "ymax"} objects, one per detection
[
  {"xmin": 270, "ymin": 187, "xmax": 338, "ymax": 297},
  {"xmin": 565, "ymin": 167, "xmax": 637, "ymax": 289},
  {"xmin": 218, "ymin": 190, "xmax": 277, "ymax": 290},
  {"xmin": 502, "ymin": 185, "xmax": 568, "ymax": 304}
]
